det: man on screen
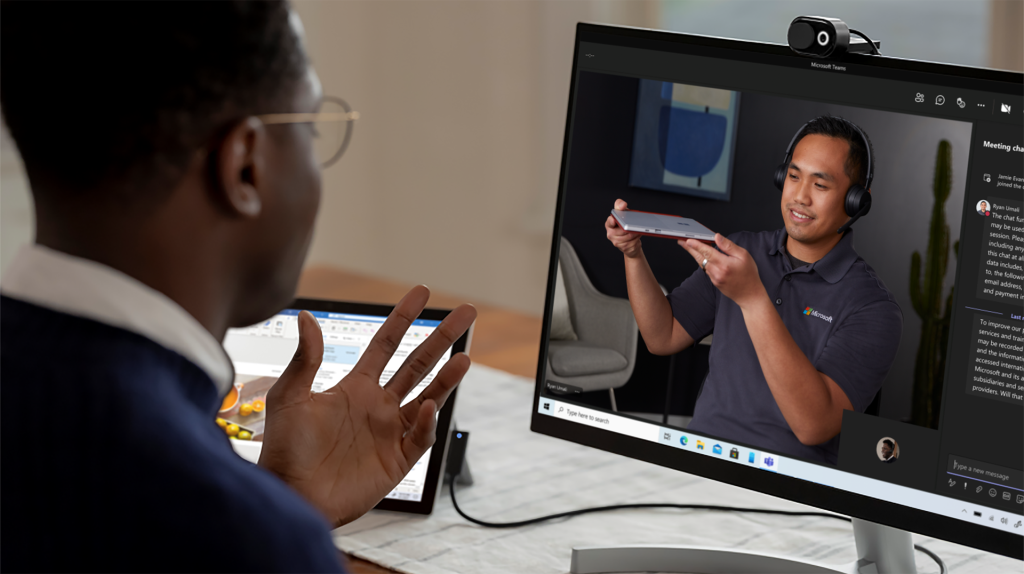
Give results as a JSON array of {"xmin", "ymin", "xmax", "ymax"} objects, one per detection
[{"xmin": 605, "ymin": 116, "xmax": 902, "ymax": 465}]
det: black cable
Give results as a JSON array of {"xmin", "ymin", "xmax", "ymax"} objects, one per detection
[
  {"xmin": 449, "ymin": 478, "xmax": 946, "ymax": 573},
  {"xmin": 849, "ymin": 29, "xmax": 881, "ymax": 55}
]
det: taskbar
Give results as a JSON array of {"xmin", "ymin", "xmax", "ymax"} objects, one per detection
[{"xmin": 536, "ymin": 398, "xmax": 1024, "ymax": 535}]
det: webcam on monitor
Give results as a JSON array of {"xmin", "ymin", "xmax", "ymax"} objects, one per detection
[{"xmin": 787, "ymin": 16, "xmax": 881, "ymax": 58}]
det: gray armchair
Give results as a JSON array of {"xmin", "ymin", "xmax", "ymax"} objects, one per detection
[{"xmin": 546, "ymin": 237, "xmax": 638, "ymax": 411}]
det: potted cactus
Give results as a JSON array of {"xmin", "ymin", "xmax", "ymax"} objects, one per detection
[{"xmin": 910, "ymin": 139, "xmax": 958, "ymax": 429}]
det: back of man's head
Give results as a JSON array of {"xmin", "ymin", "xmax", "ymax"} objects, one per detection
[
  {"xmin": 1, "ymin": 0, "xmax": 306, "ymax": 202},
  {"xmin": 795, "ymin": 115, "xmax": 873, "ymax": 190}
]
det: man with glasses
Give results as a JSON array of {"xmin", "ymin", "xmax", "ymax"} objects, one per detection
[{"xmin": 0, "ymin": 2, "xmax": 472, "ymax": 571}]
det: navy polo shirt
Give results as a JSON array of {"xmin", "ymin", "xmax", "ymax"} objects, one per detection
[{"xmin": 668, "ymin": 229, "xmax": 902, "ymax": 465}]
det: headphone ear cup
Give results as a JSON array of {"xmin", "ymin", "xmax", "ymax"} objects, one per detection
[
  {"xmin": 845, "ymin": 185, "xmax": 871, "ymax": 216},
  {"xmin": 774, "ymin": 163, "xmax": 788, "ymax": 192}
]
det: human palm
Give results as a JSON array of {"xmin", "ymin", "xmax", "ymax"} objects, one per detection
[{"xmin": 257, "ymin": 286, "xmax": 475, "ymax": 527}]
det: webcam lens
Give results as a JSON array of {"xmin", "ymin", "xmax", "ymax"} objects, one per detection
[{"xmin": 817, "ymin": 30, "xmax": 830, "ymax": 46}]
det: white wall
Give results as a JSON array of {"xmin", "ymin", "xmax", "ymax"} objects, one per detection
[{"xmin": 293, "ymin": 0, "xmax": 656, "ymax": 314}]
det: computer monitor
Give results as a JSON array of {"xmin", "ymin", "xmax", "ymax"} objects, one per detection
[{"xmin": 531, "ymin": 22, "xmax": 1022, "ymax": 571}]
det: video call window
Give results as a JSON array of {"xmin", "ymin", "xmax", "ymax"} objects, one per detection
[{"xmin": 539, "ymin": 40, "xmax": 1023, "ymax": 522}]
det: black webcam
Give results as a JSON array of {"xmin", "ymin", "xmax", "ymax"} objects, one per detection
[{"xmin": 787, "ymin": 16, "xmax": 880, "ymax": 58}]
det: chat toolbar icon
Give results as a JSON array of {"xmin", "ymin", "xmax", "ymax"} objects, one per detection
[{"xmin": 936, "ymin": 95, "xmax": 945, "ymax": 105}]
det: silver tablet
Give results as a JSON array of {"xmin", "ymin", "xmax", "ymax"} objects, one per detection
[{"xmin": 611, "ymin": 209, "xmax": 716, "ymax": 242}]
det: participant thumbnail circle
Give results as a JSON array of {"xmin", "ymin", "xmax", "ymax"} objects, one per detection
[
  {"xmin": 876, "ymin": 437, "xmax": 899, "ymax": 463},
  {"xmin": 976, "ymin": 199, "xmax": 991, "ymax": 216}
]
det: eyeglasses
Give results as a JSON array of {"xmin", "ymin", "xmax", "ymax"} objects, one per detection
[{"xmin": 258, "ymin": 96, "xmax": 359, "ymax": 168}]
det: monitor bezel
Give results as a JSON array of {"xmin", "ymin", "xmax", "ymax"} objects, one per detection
[{"xmin": 530, "ymin": 22, "xmax": 1023, "ymax": 560}]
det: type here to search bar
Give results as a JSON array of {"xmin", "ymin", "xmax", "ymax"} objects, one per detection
[{"xmin": 536, "ymin": 398, "xmax": 660, "ymax": 443}]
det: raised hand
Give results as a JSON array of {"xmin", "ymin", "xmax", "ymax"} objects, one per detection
[
  {"xmin": 605, "ymin": 198, "xmax": 643, "ymax": 258},
  {"xmin": 257, "ymin": 286, "xmax": 476, "ymax": 526}
]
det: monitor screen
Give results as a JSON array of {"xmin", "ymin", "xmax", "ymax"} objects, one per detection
[
  {"xmin": 222, "ymin": 307, "xmax": 449, "ymax": 503},
  {"xmin": 532, "ymin": 24, "xmax": 1022, "ymax": 557}
]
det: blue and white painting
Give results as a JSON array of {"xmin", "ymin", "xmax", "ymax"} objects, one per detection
[{"xmin": 629, "ymin": 80, "xmax": 740, "ymax": 201}]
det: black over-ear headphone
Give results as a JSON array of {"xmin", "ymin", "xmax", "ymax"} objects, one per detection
[{"xmin": 773, "ymin": 118, "xmax": 873, "ymax": 234}]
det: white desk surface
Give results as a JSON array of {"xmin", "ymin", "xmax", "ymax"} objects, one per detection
[{"xmin": 333, "ymin": 365, "xmax": 1020, "ymax": 574}]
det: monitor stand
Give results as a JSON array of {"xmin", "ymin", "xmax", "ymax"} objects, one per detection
[{"xmin": 570, "ymin": 518, "xmax": 919, "ymax": 574}]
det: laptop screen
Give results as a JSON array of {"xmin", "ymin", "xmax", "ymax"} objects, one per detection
[{"xmin": 222, "ymin": 309, "xmax": 448, "ymax": 503}]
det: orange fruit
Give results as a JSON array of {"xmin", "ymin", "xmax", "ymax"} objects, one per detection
[
  {"xmin": 215, "ymin": 418, "xmax": 227, "ymax": 428},
  {"xmin": 219, "ymin": 386, "xmax": 238, "ymax": 412},
  {"xmin": 226, "ymin": 424, "xmax": 240, "ymax": 437},
  {"xmin": 252, "ymin": 400, "xmax": 265, "ymax": 413},
  {"xmin": 237, "ymin": 430, "xmax": 252, "ymax": 440},
  {"xmin": 239, "ymin": 403, "xmax": 253, "ymax": 416}
]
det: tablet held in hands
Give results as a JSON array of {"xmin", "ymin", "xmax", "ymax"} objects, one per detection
[{"xmin": 611, "ymin": 209, "xmax": 716, "ymax": 243}]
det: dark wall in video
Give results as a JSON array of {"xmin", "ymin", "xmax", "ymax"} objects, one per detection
[{"xmin": 557, "ymin": 71, "xmax": 972, "ymax": 426}]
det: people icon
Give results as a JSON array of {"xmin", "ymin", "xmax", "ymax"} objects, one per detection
[
  {"xmin": 877, "ymin": 437, "xmax": 899, "ymax": 463},
  {"xmin": 977, "ymin": 199, "xmax": 990, "ymax": 216}
]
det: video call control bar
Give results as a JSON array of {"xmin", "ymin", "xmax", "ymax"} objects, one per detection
[
  {"xmin": 577, "ymin": 42, "xmax": 1023, "ymax": 127},
  {"xmin": 536, "ymin": 398, "xmax": 1024, "ymax": 535}
]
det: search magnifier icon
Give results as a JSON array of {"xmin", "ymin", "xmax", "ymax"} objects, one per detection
[{"xmin": 557, "ymin": 406, "xmax": 564, "ymax": 414}]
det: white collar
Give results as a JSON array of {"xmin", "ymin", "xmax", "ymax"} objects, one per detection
[{"xmin": 1, "ymin": 244, "xmax": 233, "ymax": 396}]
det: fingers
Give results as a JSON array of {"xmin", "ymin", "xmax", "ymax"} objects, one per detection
[
  {"xmin": 607, "ymin": 200, "xmax": 641, "ymax": 257},
  {"xmin": 398, "ymin": 352, "xmax": 470, "ymax": 429},
  {"xmin": 271, "ymin": 311, "xmax": 324, "ymax": 404},
  {"xmin": 351, "ymin": 285, "xmax": 431, "ymax": 381},
  {"xmin": 384, "ymin": 304, "xmax": 476, "ymax": 401},
  {"xmin": 678, "ymin": 238, "xmax": 713, "ymax": 268},
  {"xmin": 400, "ymin": 398, "xmax": 438, "ymax": 468},
  {"xmin": 714, "ymin": 233, "xmax": 739, "ymax": 254}
]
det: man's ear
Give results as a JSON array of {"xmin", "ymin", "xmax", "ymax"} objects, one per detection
[{"xmin": 214, "ymin": 117, "xmax": 267, "ymax": 218}]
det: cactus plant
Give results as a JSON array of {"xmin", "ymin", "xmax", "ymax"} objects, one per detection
[{"xmin": 910, "ymin": 140, "xmax": 958, "ymax": 429}]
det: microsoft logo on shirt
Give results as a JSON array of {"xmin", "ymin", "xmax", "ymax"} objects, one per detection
[{"xmin": 803, "ymin": 306, "xmax": 833, "ymax": 323}]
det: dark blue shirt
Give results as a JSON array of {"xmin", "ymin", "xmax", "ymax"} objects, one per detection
[
  {"xmin": 0, "ymin": 296, "xmax": 345, "ymax": 572},
  {"xmin": 668, "ymin": 229, "xmax": 903, "ymax": 465}
]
